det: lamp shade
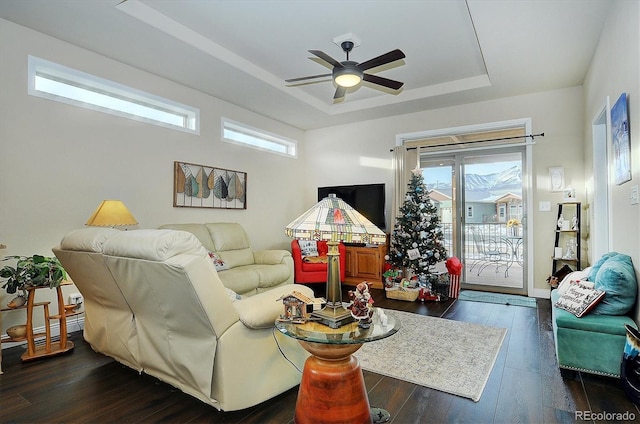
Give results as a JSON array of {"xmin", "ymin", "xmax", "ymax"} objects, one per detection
[
  {"xmin": 285, "ymin": 194, "xmax": 386, "ymax": 244},
  {"xmin": 85, "ymin": 200, "xmax": 138, "ymax": 227}
]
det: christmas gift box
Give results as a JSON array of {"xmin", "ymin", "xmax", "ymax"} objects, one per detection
[
  {"xmin": 449, "ymin": 273, "xmax": 461, "ymax": 299},
  {"xmin": 432, "ymin": 272, "xmax": 451, "ymax": 300},
  {"xmin": 445, "ymin": 256, "xmax": 463, "ymax": 299}
]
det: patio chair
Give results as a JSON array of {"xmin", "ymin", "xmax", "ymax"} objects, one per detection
[{"xmin": 469, "ymin": 226, "xmax": 511, "ymax": 277}]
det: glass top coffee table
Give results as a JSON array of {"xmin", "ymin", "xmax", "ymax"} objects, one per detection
[{"xmin": 276, "ymin": 310, "xmax": 400, "ymax": 424}]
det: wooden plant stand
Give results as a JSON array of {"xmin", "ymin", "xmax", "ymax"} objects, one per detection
[{"xmin": 3, "ymin": 284, "xmax": 75, "ymax": 361}]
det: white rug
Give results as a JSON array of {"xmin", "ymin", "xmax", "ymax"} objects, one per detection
[{"xmin": 354, "ymin": 310, "xmax": 507, "ymax": 402}]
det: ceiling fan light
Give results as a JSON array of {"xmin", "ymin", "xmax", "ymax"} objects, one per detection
[
  {"xmin": 335, "ymin": 73, "xmax": 362, "ymax": 88},
  {"xmin": 333, "ymin": 64, "xmax": 363, "ymax": 88}
]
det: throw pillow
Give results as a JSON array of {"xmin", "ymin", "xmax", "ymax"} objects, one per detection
[
  {"xmin": 555, "ymin": 284, "xmax": 606, "ymax": 318},
  {"xmin": 557, "ymin": 270, "xmax": 590, "ymax": 296},
  {"xmin": 317, "ymin": 240, "xmax": 329, "ymax": 256},
  {"xmin": 588, "ymin": 251, "xmax": 619, "ymax": 281},
  {"xmin": 208, "ymin": 251, "xmax": 228, "ymax": 271},
  {"xmin": 592, "ymin": 253, "xmax": 638, "ymax": 315},
  {"xmin": 298, "ymin": 240, "xmax": 319, "ymax": 257}
]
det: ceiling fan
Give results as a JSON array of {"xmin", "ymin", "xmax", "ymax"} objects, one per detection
[{"xmin": 286, "ymin": 41, "xmax": 406, "ymax": 100}]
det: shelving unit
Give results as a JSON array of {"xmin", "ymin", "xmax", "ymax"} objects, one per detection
[
  {"xmin": 1, "ymin": 284, "xmax": 75, "ymax": 362},
  {"xmin": 552, "ymin": 202, "xmax": 581, "ymax": 274}
]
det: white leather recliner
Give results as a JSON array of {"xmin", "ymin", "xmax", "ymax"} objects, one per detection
[{"xmin": 53, "ymin": 227, "xmax": 312, "ymax": 411}]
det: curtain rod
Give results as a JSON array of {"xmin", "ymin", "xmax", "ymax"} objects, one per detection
[{"xmin": 390, "ymin": 132, "xmax": 545, "ymax": 152}]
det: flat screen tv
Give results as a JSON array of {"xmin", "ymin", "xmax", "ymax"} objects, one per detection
[{"xmin": 317, "ymin": 183, "xmax": 386, "ymax": 232}]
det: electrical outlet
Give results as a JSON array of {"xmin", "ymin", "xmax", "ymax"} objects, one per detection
[
  {"xmin": 69, "ymin": 293, "xmax": 83, "ymax": 305},
  {"xmin": 630, "ymin": 185, "xmax": 639, "ymax": 205}
]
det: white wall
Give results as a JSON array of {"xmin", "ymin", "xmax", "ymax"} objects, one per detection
[
  {"xmin": 583, "ymin": 0, "xmax": 640, "ymax": 321},
  {"xmin": 304, "ymin": 87, "xmax": 586, "ymax": 296},
  {"xmin": 0, "ymin": 19, "xmax": 307, "ymax": 330}
]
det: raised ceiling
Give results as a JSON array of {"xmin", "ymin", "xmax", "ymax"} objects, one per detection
[{"xmin": 0, "ymin": 0, "xmax": 610, "ymax": 130}]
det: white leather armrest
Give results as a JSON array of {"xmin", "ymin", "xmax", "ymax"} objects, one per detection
[
  {"xmin": 233, "ymin": 284, "xmax": 313, "ymax": 329},
  {"xmin": 253, "ymin": 249, "xmax": 291, "ymax": 265}
]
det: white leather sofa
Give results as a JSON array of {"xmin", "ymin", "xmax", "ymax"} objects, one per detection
[
  {"xmin": 53, "ymin": 227, "xmax": 312, "ymax": 411},
  {"xmin": 159, "ymin": 223, "xmax": 293, "ymax": 296}
]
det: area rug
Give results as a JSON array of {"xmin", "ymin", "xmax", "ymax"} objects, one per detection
[
  {"xmin": 354, "ymin": 310, "xmax": 506, "ymax": 402},
  {"xmin": 457, "ymin": 290, "xmax": 537, "ymax": 308}
]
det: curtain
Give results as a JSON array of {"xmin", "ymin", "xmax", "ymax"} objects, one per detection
[{"xmin": 391, "ymin": 146, "xmax": 418, "ymax": 227}]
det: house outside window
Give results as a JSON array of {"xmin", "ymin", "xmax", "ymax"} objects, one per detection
[
  {"xmin": 509, "ymin": 204, "xmax": 517, "ymax": 220},
  {"xmin": 498, "ymin": 204, "xmax": 506, "ymax": 221}
]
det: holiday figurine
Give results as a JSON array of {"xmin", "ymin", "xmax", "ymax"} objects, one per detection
[
  {"xmin": 418, "ymin": 286, "xmax": 440, "ymax": 302},
  {"xmin": 348, "ymin": 282, "xmax": 374, "ymax": 328}
]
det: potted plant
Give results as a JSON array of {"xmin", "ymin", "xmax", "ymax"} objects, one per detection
[{"xmin": 1, "ymin": 255, "xmax": 67, "ymax": 307}]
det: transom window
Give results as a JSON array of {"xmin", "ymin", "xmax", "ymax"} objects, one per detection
[
  {"xmin": 222, "ymin": 118, "xmax": 297, "ymax": 158},
  {"xmin": 28, "ymin": 56, "xmax": 199, "ymax": 134}
]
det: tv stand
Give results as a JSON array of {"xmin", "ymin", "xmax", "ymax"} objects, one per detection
[{"xmin": 343, "ymin": 244, "xmax": 387, "ymax": 289}]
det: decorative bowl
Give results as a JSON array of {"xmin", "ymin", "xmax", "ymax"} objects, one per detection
[
  {"xmin": 7, "ymin": 324, "xmax": 27, "ymax": 339},
  {"xmin": 7, "ymin": 295, "xmax": 26, "ymax": 308}
]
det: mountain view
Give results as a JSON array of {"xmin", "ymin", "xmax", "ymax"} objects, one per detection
[{"xmin": 424, "ymin": 165, "xmax": 522, "ymax": 195}]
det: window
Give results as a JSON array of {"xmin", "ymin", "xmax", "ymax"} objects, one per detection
[
  {"xmin": 222, "ymin": 118, "xmax": 297, "ymax": 157},
  {"xmin": 28, "ymin": 56, "xmax": 199, "ymax": 134},
  {"xmin": 466, "ymin": 205, "xmax": 474, "ymax": 218}
]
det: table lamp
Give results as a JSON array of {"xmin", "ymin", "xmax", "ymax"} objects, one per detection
[
  {"xmin": 285, "ymin": 194, "xmax": 386, "ymax": 328},
  {"xmin": 85, "ymin": 200, "xmax": 138, "ymax": 227}
]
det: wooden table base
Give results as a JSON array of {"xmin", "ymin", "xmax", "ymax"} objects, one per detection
[{"xmin": 295, "ymin": 341, "xmax": 371, "ymax": 424}]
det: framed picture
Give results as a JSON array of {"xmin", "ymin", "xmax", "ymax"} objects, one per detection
[
  {"xmin": 611, "ymin": 93, "xmax": 632, "ymax": 185},
  {"xmin": 549, "ymin": 166, "xmax": 565, "ymax": 192},
  {"xmin": 173, "ymin": 161, "xmax": 247, "ymax": 209}
]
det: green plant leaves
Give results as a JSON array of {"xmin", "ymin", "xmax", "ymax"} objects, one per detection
[{"xmin": 0, "ymin": 255, "xmax": 67, "ymax": 295}]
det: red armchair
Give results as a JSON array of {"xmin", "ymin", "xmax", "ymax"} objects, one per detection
[{"xmin": 291, "ymin": 239, "xmax": 346, "ymax": 284}]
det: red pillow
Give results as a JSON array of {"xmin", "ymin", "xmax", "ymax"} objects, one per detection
[{"xmin": 317, "ymin": 241, "xmax": 329, "ymax": 256}]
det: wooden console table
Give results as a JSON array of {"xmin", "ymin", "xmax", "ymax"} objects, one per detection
[{"xmin": 344, "ymin": 244, "xmax": 387, "ymax": 289}]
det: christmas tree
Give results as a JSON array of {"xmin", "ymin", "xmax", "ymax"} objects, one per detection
[{"xmin": 388, "ymin": 166, "xmax": 448, "ymax": 283}]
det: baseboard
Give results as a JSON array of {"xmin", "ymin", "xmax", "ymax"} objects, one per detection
[
  {"xmin": 1, "ymin": 314, "xmax": 84, "ymax": 350},
  {"xmin": 531, "ymin": 287, "xmax": 551, "ymax": 299}
]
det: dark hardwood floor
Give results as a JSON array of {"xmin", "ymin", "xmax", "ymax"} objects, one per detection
[{"xmin": 1, "ymin": 287, "xmax": 638, "ymax": 424}]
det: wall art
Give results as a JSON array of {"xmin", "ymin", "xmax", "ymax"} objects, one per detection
[
  {"xmin": 173, "ymin": 161, "xmax": 247, "ymax": 209},
  {"xmin": 611, "ymin": 93, "xmax": 632, "ymax": 185},
  {"xmin": 549, "ymin": 166, "xmax": 565, "ymax": 192}
]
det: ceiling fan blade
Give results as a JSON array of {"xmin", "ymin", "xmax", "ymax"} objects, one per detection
[
  {"xmin": 285, "ymin": 73, "xmax": 332, "ymax": 83},
  {"xmin": 334, "ymin": 86, "xmax": 346, "ymax": 100},
  {"xmin": 357, "ymin": 49, "xmax": 405, "ymax": 71},
  {"xmin": 363, "ymin": 73, "xmax": 404, "ymax": 90},
  {"xmin": 309, "ymin": 50, "xmax": 344, "ymax": 68}
]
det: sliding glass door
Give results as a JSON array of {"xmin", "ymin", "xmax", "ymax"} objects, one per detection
[{"xmin": 422, "ymin": 148, "xmax": 526, "ymax": 292}]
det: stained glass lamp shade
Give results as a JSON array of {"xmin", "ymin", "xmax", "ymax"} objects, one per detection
[{"xmin": 285, "ymin": 194, "xmax": 386, "ymax": 328}]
